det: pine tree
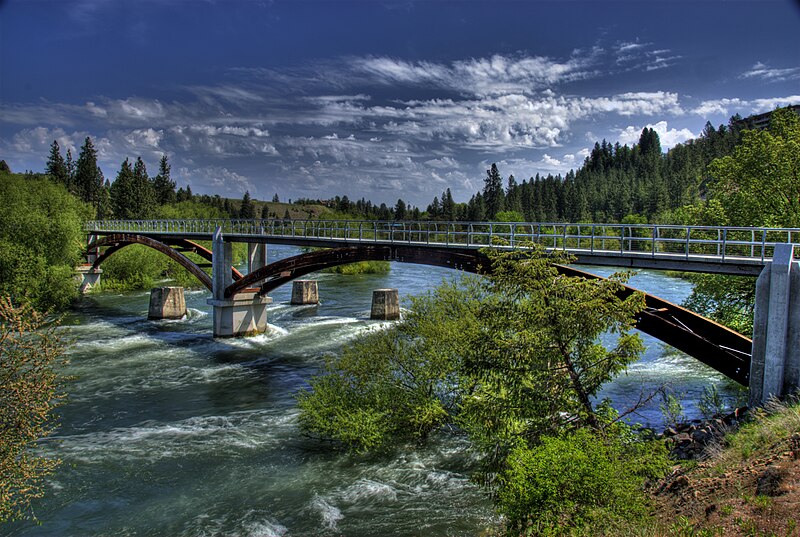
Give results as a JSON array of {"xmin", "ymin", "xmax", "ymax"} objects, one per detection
[
  {"xmin": 261, "ymin": 203, "xmax": 270, "ymax": 219},
  {"xmin": 45, "ymin": 140, "xmax": 68, "ymax": 188},
  {"xmin": 110, "ymin": 159, "xmax": 136, "ymax": 219},
  {"xmin": 74, "ymin": 137, "xmax": 104, "ymax": 210},
  {"xmin": 240, "ymin": 191, "xmax": 256, "ymax": 219},
  {"xmin": 152, "ymin": 155, "xmax": 176, "ymax": 205},
  {"xmin": 394, "ymin": 198, "xmax": 407, "ymax": 220},
  {"xmin": 64, "ymin": 149, "xmax": 75, "ymax": 192},
  {"xmin": 441, "ymin": 188, "xmax": 455, "ymax": 221},
  {"xmin": 272, "ymin": 193, "xmax": 279, "ymax": 203},
  {"xmin": 483, "ymin": 163, "xmax": 505, "ymax": 220},
  {"xmin": 132, "ymin": 157, "xmax": 156, "ymax": 218}
]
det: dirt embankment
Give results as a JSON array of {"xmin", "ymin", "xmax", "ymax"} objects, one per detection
[{"xmin": 652, "ymin": 407, "xmax": 800, "ymax": 536}]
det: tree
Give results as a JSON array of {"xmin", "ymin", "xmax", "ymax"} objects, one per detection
[
  {"xmin": 394, "ymin": 198, "xmax": 407, "ymax": 220},
  {"xmin": 240, "ymin": 191, "xmax": 255, "ymax": 219},
  {"xmin": 131, "ymin": 157, "xmax": 156, "ymax": 219},
  {"xmin": 152, "ymin": 155, "xmax": 176, "ymax": 205},
  {"xmin": 483, "ymin": 163, "xmax": 505, "ymax": 220},
  {"xmin": 272, "ymin": 193, "xmax": 279, "ymax": 203},
  {"xmin": 298, "ymin": 246, "xmax": 665, "ymax": 532},
  {"xmin": 74, "ymin": 137, "xmax": 104, "ymax": 211},
  {"xmin": 0, "ymin": 297, "xmax": 68, "ymax": 522},
  {"xmin": 110, "ymin": 159, "xmax": 136, "ymax": 219},
  {"xmin": 261, "ymin": 203, "xmax": 270, "ymax": 219},
  {"xmin": 45, "ymin": 140, "xmax": 68, "ymax": 188},
  {"xmin": 709, "ymin": 106, "xmax": 800, "ymax": 227}
]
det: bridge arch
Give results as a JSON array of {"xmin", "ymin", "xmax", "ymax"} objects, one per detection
[
  {"xmin": 89, "ymin": 234, "xmax": 243, "ymax": 291},
  {"xmin": 227, "ymin": 245, "xmax": 752, "ymax": 385}
]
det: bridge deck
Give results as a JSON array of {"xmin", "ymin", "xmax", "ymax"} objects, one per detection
[{"xmin": 86, "ymin": 217, "xmax": 800, "ymax": 275}]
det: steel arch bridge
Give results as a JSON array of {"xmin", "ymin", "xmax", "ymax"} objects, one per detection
[{"xmin": 85, "ymin": 231, "xmax": 752, "ymax": 386}]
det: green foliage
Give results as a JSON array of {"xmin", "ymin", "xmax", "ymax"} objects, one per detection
[
  {"xmin": 156, "ymin": 199, "xmax": 230, "ymax": 219},
  {"xmin": 0, "ymin": 297, "xmax": 69, "ymax": 522},
  {"xmin": 682, "ymin": 273, "xmax": 755, "ymax": 336},
  {"xmin": 497, "ymin": 427, "xmax": 669, "ymax": 535},
  {"xmin": 297, "ymin": 281, "xmax": 473, "ymax": 451},
  {"xmin": 97, "ymin": 244, "xmax": 202, "ymax": 292},
  {"xmin": 0, "ymin": 171, "xmax": 91, "ymax": 311},
  {"xmin": 298, "ymin": 246, "xmax": 663, "ymax": 531},
  {"xmin": 323, "ymin": 260, "xmax": 390, "ymax": 275},
  {"xmin": 708, "ymin": 107, "xmax": 800, "ymax": 227},
  {"xmin": 697, "ymin": 384, "xmax": 727, "ymax": 420},
  {"xmin": 660, "ymin": 391, "xmax": 685, "ymax": 428}
]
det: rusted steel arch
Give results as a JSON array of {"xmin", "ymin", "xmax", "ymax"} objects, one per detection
[
  {"xmin": 228, "ymin": 245, "xmax": 752, "ymax": 385},
  {"xmin": 89, "ymin": 234, "xmax": 212, "ymax": 290},
  {"xmin": 225, "ymin": 246, "xmax": 485, "ymax": 298},
  {"xmin": 159, "ymin": 238, "xmax": 244, "ymax": 281}
]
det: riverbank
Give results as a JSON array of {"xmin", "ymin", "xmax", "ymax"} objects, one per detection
[{"xmin": 652, "ymin": 398, "xmax": 800, "ymax": 536}]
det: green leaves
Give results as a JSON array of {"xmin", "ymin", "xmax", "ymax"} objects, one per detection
[{"xmin": 296, "ymin": 246, "xmax": 662, "ymax": 532}]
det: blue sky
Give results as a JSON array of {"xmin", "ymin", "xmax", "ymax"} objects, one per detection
[{"xmin": 2, "ymin": 0, "xmax": 799, "ymax": 207}]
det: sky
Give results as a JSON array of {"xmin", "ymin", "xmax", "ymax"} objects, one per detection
[{"xmin": 1, "ymin": 0, "xmax": 799, "ymax": 208}]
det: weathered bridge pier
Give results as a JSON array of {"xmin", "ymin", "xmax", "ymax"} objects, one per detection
[{"xmin": 81, "ymin": 218, "xmax": 800, "ymax": 403}]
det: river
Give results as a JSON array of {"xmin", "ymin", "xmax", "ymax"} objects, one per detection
[{"xmin": 4, "ymin": 245, "xmax": 744, "ymax": 536}]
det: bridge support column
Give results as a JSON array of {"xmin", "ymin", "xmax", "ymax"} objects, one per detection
[
  {"xmin": 248, "ymin": 242, "xmax": 267, "ymax": 274},
  {"xmin": 207, "ymin": 227, "xmax": 272, "ymax": 337},
  {"xmin": 291, "ymin": 280, "xmax": 319, "ymax": 305},
  {"xmin": 76, "ymin": 265, "xmax": 102, "ymax": 293},
  {"xmin": 371, "ymin": 288, "xmax": 400, "ymax": 320},
  {"xmin": 208, "ymin": 292, "xmax": 272, "ymax": 337},
  {"xmin": 750, "ymin": 243, "xmax": 800, "ymax": 405},
  {"xmin": 149, "ymin": 287, "xmax": 187, "ymax": 320}
]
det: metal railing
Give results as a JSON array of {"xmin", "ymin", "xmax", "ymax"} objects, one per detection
[{"xmin": 85, "ymin": 219, "xmax": 800, "ymax": 265}]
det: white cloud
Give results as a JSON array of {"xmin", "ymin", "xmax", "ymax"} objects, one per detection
[
  {"xmin": 353, "ymin": 53, "xmax": 596, "ymax": 97},
  {"xmin": 741, "ymin": 62, "xmax": 800, "ymax": 82},
  {"xmin": 616, "ymin": 121, "xmax": 696, "ymax": 150},
  {"xmin": 692, "ymin": 95, "xmax": 800, "ymax": 118}
]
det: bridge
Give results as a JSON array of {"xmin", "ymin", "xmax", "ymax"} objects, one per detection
[{"xmin": 81, "ymin": 218, "xmax": 800, "ymax": 404}]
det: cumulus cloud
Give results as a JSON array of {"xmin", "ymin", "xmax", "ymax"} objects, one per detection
[{"xmin": 616, "ymin": 121, "xmax": 696, "ymax": 150}]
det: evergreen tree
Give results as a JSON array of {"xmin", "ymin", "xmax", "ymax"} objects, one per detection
[
  {"xmin": 0, "ymin": 160, "xmax": 10, "ymax": 173},
  {"xmin": 74, "ymin": 137, "xmax": 104, "ymax": 210},
  {"xmin": 152, "ymin": 155, "xmax": 176, "ymax": 205},
  {"xmin": 261, "ymin": 203, "xmax": 270, "ymax": 219},
  {"xmin": 441, "ymin": 188, "xmax": 455, "ymax": 221},
  {"xmin": 64, "ymin": 149, "xmax": 75, "ymax": 192},
  {"xmin": 272, "ymin": 193, "xmax": 279, "ymax": 203},
  {"xmin": 483, "ymin": 163, "xmax": 505, "ymax": 220},
  {"xmin": 110, "ymin": 159, "xmax": 136, "ymax": 219},
  {"xmin": 240, "ymin": 191, "xmax": 256, "ymax": 219},
  {"xmin": 427, "ymin": 196, "xmax": 440, "ymax": 219},
  {"xmin": 45, "ymin": 140, "xmax": 68, "ymax": 188},
  {"xmin": 132, "ymin": 157, "xmax": 156, "ymax": 218},
  {"xmin": 394, "ymin": 198, "xmax": 407, "ymax": 220}
]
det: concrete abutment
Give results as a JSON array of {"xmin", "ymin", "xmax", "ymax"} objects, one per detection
[{"xmin": 750, "ymin": 243, "xmax": 800, "ymax": 405}]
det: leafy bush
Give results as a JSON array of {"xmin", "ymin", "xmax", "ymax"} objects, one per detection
[
  {"xmin": 497, "ymin": 427, "xmax": 669, "ymax": 535},
  {"xmin": 0, "ymin": 172, "xmax": 91, "ymax": 311}
]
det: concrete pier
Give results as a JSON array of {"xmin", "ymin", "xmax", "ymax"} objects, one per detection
[
  {"xmin": 750, "ymin": 243, "xmax": 800, "ymax": 405},
  {"xmin": 207, "ymin": 292, "xmax": 272, "ymax": 337},
  {"xmin": 291, "ymin": 280, "xmax": 319, "ymax": 305},
  {"xmin": 207, "ymin": 227, "xmax": 272, "ymax": 337},
  {"xmin": 148, "ymin": 287, "xmax": 187, "ymax": 320},
  {"xmin": 76, "ymin": 265, "xmax": 102, "ymax": 293},
  {"xmin": 370, "ymin": 288, "xmax": 400, "ymax": 320}
]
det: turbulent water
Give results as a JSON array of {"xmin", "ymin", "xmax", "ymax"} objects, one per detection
[{"xmin": 5, "ymin": 245, "xmax": 744, "ymax": 536}]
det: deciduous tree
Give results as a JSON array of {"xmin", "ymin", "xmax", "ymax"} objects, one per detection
[{"xmin": 0, "ymin": 297, "xmax": 68, "ymax": 522}]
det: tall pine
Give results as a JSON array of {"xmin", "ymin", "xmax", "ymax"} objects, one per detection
[
  {"xmin": 483, "ymin": 163, "xmax": 505, "ymax": 220},
  {"xmin": 74, "ymin": 137, "xmax": 104, "ymax": 211},
  {"xmin": 152, "ymin": 155, "xmax": 176, "ymax": 205}
]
